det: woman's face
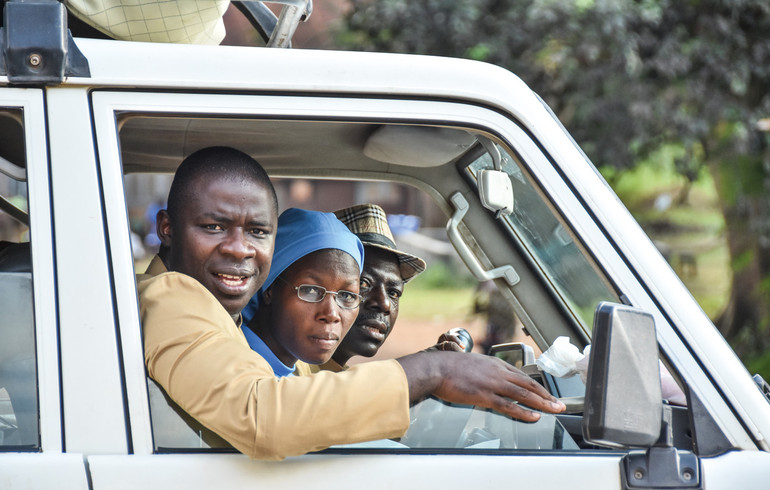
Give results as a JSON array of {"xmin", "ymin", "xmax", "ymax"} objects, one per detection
[{"xmin": 266, "ymin": 249, "xmax": 361, "ymax": 366}]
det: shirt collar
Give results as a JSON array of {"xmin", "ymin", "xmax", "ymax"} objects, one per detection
[{"xmin": 144, "ymin": 254, "xmax": 168, "ymax": 276}]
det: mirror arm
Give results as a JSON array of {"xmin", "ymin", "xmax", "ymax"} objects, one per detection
[
  {"xmin": 621, "ymin": 446, "xmax": 701, "ymax": 490},
  {"xmin": 447, "ymin": 192, "xmax": 519, "ymax": 286},
  {"xmin": 478, "ymin": 136, "xmax": 502, "ymax": 171},
  {"xmin": 621, "ymin": 409, "xmax": 702, "ymax": 490}
]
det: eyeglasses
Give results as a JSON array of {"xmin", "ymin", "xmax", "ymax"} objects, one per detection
[{"xmin": 276, "ymin": 276, "xmax": 362, "ymax": 309}]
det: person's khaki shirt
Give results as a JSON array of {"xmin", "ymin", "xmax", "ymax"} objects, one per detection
[
  {"xmin": 309, "ymin": 358, "xmax": 347, "ymax": 373},
  {"xmin": 139, "ymin": 256, "xmax": 410, "ymax": 460}
]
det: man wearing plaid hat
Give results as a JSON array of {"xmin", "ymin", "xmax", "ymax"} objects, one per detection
[{"xmin": 318, "ymin": 204, "xmax": 464, "ymax": 372}]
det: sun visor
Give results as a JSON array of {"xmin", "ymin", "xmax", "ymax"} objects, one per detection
[{"xmin": 363, "ymin": 125, "xmax": 477, "ymax": 167}]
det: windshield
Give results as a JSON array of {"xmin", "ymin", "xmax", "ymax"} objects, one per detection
[{"xmin": 467, "ymin": 146, "xmax": 618, "ymax": 332}]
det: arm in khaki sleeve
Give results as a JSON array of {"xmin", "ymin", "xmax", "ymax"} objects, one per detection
[{"xmin": 140, "ymin": 272, "xmax": 410, "ymax": 460}]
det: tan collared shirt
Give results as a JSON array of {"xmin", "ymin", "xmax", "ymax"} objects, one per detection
[
  {"xmin": 309, "ymin": 358, "xmax": 348, "ymax": 373},
  {"xmin": 139, "ymin": 256, "xmax": 409, "ymax": 460}
]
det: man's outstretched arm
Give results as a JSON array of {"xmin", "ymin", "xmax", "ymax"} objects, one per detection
[
  {"xmin": 397, "ymin": 351, "xmax": 565, "ymax": 422},
  {"xmin": 142, "ymin": 273, "xmax": 562, "ymax": 460},
  {"xmin": 141, "ymin": 272, "xmax": 410, "ymax": 460}
]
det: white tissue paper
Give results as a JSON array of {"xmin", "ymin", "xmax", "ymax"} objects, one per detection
[
  {"xmin": 535, "ymin": 336, "xmax": 586, "ymax": 378},
  {"xmin": 574, "ymin": 345, "xmax": 591, "ymax": 384},
  {"xmin": 536, "ymin": 337, "xmax": 687, "ymax": 406}
]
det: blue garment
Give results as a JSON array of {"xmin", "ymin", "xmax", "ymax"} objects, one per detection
[
  {"xmin": 241, "ymin": 324, "xmax": 296, "ymax": 377},
  {"xmin": 241, "ymin": 208, "xmax": 364, "ymax": 324}
]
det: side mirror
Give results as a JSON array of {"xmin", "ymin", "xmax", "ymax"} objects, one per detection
[
  {"xmin": 488, "ymin": 342, "xmax": 535, "ymax": 368},
  {"xmin": 582, "ymin": 302, "xmax": 663, "ymax": 448}
]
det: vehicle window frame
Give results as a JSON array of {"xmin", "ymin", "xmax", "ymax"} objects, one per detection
[
  {"xmin": 0, "ymin": 90, "xmax": 60, "ymax": 453},
  {"xmin": 91, "ymin": 89, "xmax": 722, "ymax": 456}
]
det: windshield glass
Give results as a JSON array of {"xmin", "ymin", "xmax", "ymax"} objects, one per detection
[{"xmin": 467, "ymin": 146, "xmax": 618, "ymax": 332}]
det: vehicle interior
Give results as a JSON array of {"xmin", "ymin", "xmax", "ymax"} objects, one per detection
[{"xmin": 116, "ymin": 113, "xmax": 689, "ymax": 453}]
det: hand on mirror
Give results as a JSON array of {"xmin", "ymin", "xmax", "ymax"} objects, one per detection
[{"xmin": 397, "ymin": 351, "xmax": 566, "ymax": 422}]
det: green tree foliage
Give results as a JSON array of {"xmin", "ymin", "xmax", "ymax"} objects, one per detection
[{"xmin": 338, "ymin": 0, "xmax": 770, "ymax": 358}]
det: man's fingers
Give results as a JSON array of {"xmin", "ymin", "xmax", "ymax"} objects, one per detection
[
  {"xmin": 405, "ymin": 351, "xmax": 566, "ymax": 419},
  {"xmin": 489, "ymin": 395, "xmax": 543, "ymax": 422},
  {"xmin": 437, "ymin": 341, "xmax": 464, "ymax": 352},
  {"xmin": 497, "ymin": 359, "xmax": 557, "ymax": 399},
  {"xmin": 497, "ymin": 368, "xmax": 566, "ymax": 414},
  {"xmin": 437, "ymin": 333, "xmax": 464, "ymax": 347}
]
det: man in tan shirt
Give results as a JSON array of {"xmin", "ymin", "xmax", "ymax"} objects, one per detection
[{"xmin": 140, "ymin": 146, "xmax": 565, "ymax": 461}]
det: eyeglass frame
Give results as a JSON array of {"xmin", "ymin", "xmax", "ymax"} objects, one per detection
[{"xmin": 275, "ymin": 275, "xmax": 362, "ymax": 310}]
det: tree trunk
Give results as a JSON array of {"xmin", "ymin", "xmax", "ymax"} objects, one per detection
[{"xmin": 710, "ymin": 152, "xmax": 770, "ymax": 358}]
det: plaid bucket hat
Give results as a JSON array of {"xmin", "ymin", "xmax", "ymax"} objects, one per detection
[{"xmin": 334, "ymin": 204, "xmax": 426, "ymax": 282}]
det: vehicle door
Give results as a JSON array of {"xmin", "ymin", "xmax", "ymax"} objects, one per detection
[
  {"xmin": 80, "ymin": 87, "xmax": 703, "ymax": 490},
  {"xmin": 0, "ymin": 88, "xmax": 90, "ymax": 488}
]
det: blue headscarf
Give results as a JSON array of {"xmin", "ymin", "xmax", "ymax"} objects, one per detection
[{"xmin": 241, "ymin": 208, "xmax": 365, "ymax": 324}]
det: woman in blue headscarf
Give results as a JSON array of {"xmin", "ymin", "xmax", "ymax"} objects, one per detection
[{"xmin": 241, "ymin": 208, "xmax": 364, "ymax": 377}]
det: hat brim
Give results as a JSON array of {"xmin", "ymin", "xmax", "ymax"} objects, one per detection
[{"xmin": 360, "ymin": 241, "xmax": 426, "ymax": 283}]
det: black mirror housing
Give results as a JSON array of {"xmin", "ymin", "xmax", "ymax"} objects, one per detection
[{"xmin": 582, "ymin": 302, "xmax": 663, "ymax": 448}]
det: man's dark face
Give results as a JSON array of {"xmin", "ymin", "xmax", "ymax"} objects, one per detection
[
  {"xmin": 334, "ymin": 247, "xmax": 403, "ymax": 361},
  {"xmin": 157, "ymin": 175, "xmax": 276, "ymax": 320}
]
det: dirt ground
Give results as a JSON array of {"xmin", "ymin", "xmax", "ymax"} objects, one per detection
[{"xmin": 348, "ymin": 315, "xmax": 539, "ymax": 366}]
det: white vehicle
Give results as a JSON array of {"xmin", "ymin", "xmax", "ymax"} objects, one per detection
[{"xmin": 1, "ymin": 1, "xmax": 769, "ymax": 488}]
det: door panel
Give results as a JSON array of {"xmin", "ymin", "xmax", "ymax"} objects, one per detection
[
  {"xmin": 0, "ymin": 454, "xmax": 89, "ymax": 489},
  {"xmin": 0, "ymin": 88, "xmax": 83, "ymax": 488},
  {"xmin": 88, "ymin": 453, "xmax": 623, "ymax": 490},
  {"xmin": 701, "ymin": 451, "xmax": 770, "ymax": 487}
]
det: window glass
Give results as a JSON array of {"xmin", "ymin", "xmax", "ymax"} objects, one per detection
[
  {"xmin": 119, "ymin": 114, "xmax": 580, "ymax": 453},
  {"xmin": 467, "ymin": 146, "xmax": 619, "ymax": 331},
  {"xmin": 0, "ymin": 108, "xmax": 38, "ymax": 450},
  {"xmin": 332, "ymin": 397, "xmax": 578, "ymax": 452},
  {"xmin": 129, "ymin": 170, "xmax": 561, "ymax": 453}
]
